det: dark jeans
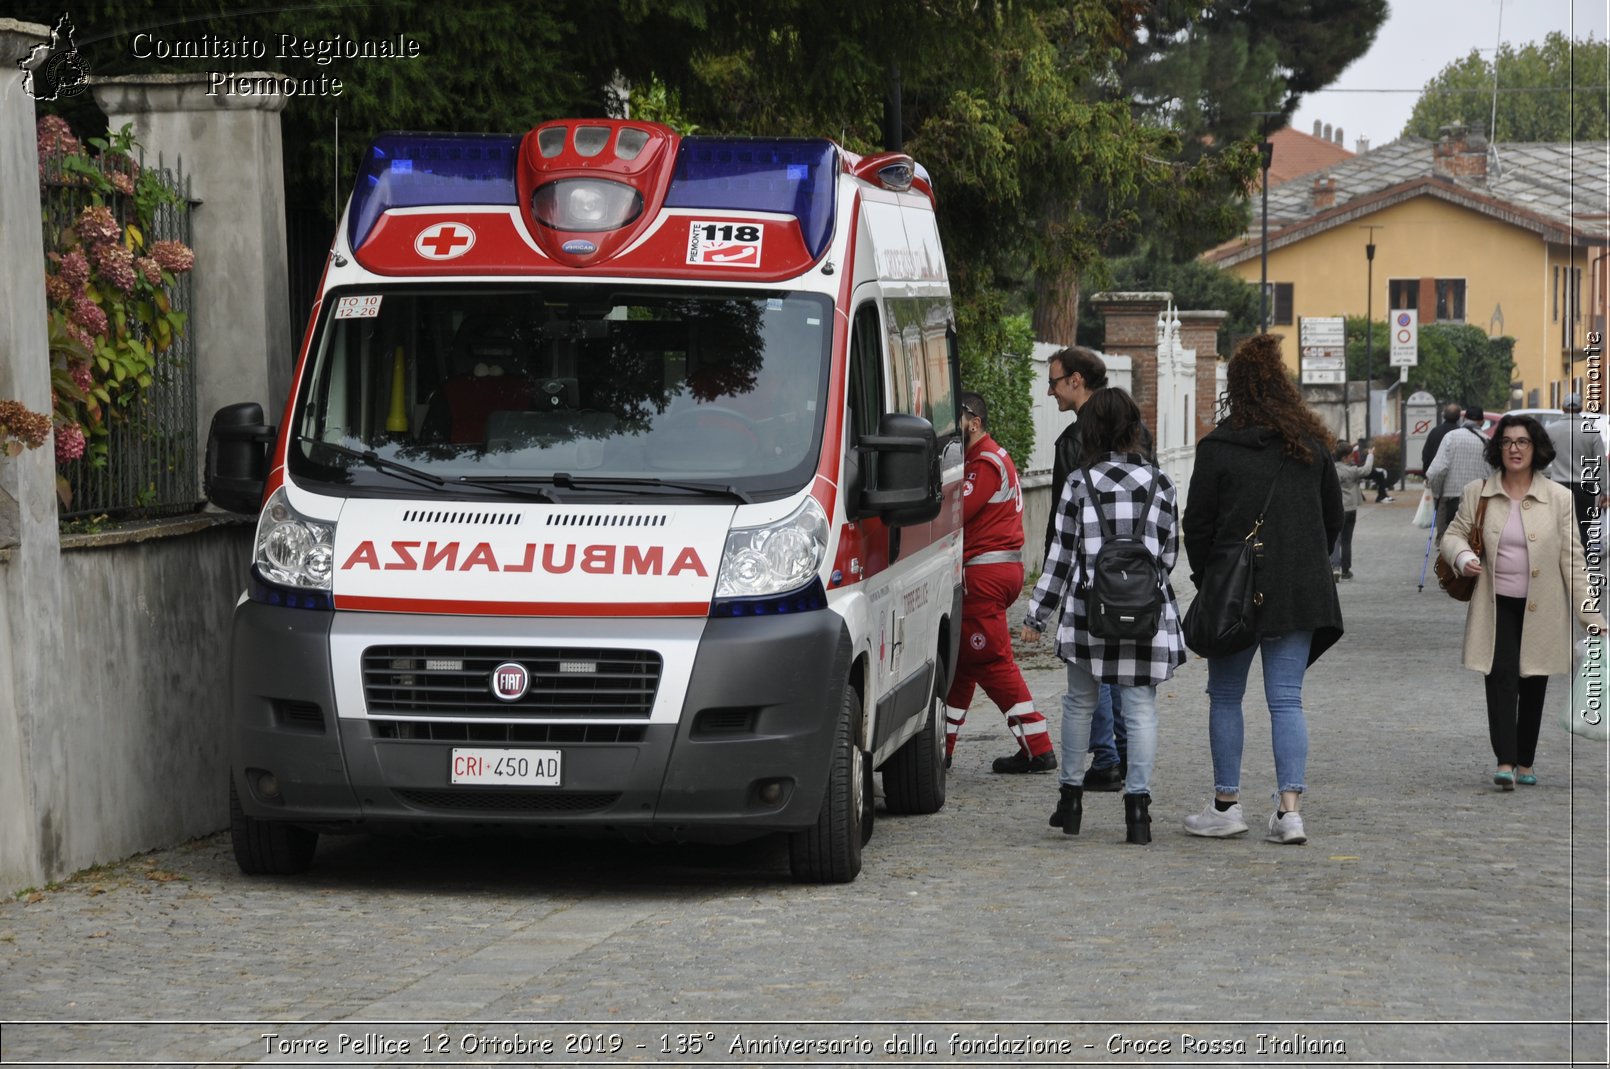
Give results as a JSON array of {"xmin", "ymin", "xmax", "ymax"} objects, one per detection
[
  {"xmin": 1329, "ymin": 510, "xmax": 1358, "ymax": 573},
  {"xmin": 1485, "ymin": 594, "xmax": 1549, "ymax": 767},
  {"xmin": 1435, "ymin": 496, "xmax": 1461, "ymax": 541}
]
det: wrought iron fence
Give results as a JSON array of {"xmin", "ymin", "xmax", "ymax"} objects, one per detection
[{"xmin": 41, "ymin": 152, "xmax": 200, "ymax": 521}]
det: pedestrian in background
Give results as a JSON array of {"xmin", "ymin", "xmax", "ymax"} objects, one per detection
[
  {"xmin": 944, "ymin": 391, "xmax": 1057, "ymax": 774},
  {"xmin": 1356, "ymin": 437, "xmax": 1395, "ymax": 503},
  {"xmin": 1421, "ymin": 402, "xmax": 1464, "ymax": 473},
  {"xmin": 1181, "ymin": 334, "xmax": 1344, "ymax": 846},
  {"xmin": 1331, "ymin": 441, "xmax": 1371, "ymax": 580},
  {"xmin": 1042, "ymin": 346, "xmax": 1155, "ymax": 791},
  {"xmin": 1543, "ymin": 393, "xmax": 1606, "ymax": 551},
  {"xmin": 1426, "ymin": 405, "xmax": 1493, "ymax": 541},
  {"xmin": 1023, "ymin": 387, "xmax": 1183, "ymax": 844},
  {"xmin": 1443, "ymin": 414, "xmax": 1601, "ymax": 790}
]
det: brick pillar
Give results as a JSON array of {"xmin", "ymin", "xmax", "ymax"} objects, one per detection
[
  {"xmin": 1178, "ymin": 310, "xmax": 1228, "ymax": 441},
  {"xmin": 1090, "ymin": 291, "xmax": 1170, "ymax": 434}
]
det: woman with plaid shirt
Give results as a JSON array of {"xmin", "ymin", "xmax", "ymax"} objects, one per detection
[{"xmin": 1022, "ymin": 387, "xmax": 1185, "ymax": 844}]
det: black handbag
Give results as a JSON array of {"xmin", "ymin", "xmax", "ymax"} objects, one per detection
[{"xmin": 1183, "ymin": 461, "xmax": 1283, "ymax": 658}]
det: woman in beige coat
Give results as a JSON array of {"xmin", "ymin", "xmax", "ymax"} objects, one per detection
[{"xmin": 1443, "ymin": 414, "xmax": 1601, "ymax": 789}]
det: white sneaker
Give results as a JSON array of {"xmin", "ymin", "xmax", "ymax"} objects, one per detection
[
  {"xmin": 1265, "ymin": 809, "xmax": 1308, "ymax": 844},
  {"xmin": 1183, "ymin": 800, "xmax": 1249, "ymax": 837}
]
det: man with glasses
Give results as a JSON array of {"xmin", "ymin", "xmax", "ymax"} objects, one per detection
[
  {"xmin": 944, "ymin": 392, "xmax": 1058, "ymax": 773},
  {"xmin": 1043, "ymin": 347, "xmax": 1154, "ymax": 791},
  {"xmin": 1426, "ymin": 405, "xmax": 1494, "ymax": 541}
]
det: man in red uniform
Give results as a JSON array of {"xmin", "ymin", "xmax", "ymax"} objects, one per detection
[{"xmin": 946, "ymin": 392, "xmax": 1057, "ymax": 773}]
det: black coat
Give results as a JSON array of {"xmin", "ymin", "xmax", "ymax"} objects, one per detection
[
  {"xmin": 1183, "ymin": 424, "xmax": 1345, "ymax": 664},
  {"xmin": 1043, "ymin": 416, "xmax": 1156, "ymax": 557},
  {"xmin": 1420, "ymin": 416, "xmax": 1460, "ymax": 472}
]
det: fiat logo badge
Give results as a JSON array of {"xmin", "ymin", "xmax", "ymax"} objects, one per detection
[{"xmin": 491, "ymin": 661, "xmax": 529, "ymax": 702}]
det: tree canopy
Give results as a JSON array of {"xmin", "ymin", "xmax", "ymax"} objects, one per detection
[{"xmin": 1404, "ymin": 32, "xmax": 1609, "ymax": 142}]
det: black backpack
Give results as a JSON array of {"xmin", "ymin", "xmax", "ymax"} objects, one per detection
[{"xmin": 1079, "ymin": 464, "xmax": 1165, "ymax": 641}]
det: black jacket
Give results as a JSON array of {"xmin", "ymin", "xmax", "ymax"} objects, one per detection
[
  {"xmin": 1043, "ymin": 416, "xmax": 1156, "ymax": 557},
  {"xmin": 1183, "ymin": 424, "xmax": 1345, "ymax": 664},
  {"xmin": 1420, "ymin": 415, "xmax": 1460, "ymax": 472}
]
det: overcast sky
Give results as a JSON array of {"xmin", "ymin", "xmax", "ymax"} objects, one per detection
[{"xmin": 1289, "ymin": 0, "xmax": 1608, "ymax": 151}]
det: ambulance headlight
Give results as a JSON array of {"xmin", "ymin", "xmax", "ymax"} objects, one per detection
[
  {"xmin": 715, "ymin": 497, "xmax": 828, "ymax": 598},
  {"xmin": 254, "ymin": 486, "xmax": 335, "ymax": 591}
]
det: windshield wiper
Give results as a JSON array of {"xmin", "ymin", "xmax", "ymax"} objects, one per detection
[
  {"xmin": 551, "ymin": 473, "xmax": 752, "ymax": 503},
  {"xmin": 297, "ymin": 438, "xmax": 558, "ymax": 502},
  {"xmin": 298, "ymin": 437, "xmax": 445, "ymax": 490}
]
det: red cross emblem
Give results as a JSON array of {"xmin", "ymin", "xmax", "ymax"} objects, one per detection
[{"xmin": 414, "ymin": 222, "xmax": 476, "ymax": 260}]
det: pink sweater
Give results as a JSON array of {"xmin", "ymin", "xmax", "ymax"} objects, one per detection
[{"xmin": 1492, "ymin": 501, "xmax": 1530, "ymax": 598}]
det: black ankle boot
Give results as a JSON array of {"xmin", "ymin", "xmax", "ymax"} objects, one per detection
[
  {"xmin": 1049, "ymin": 785, "xmax": 1083, "ymax": 834},
  {"xmin": 1124, "ymin": 792, "xmax": 1152, "ymax": 845}
]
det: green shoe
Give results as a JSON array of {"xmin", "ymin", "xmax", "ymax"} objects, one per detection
[
  {"xmin": 1493, "ymin": 770, "xmax": 1515, "ymax": 791},
  {"xmin": 1516, "ymin": 770, "xmax": 1538, "ymax": 786}
]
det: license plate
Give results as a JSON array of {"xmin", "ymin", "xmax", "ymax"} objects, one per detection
[{"xmin": 450, "ymin": 748, "xmax": 561, "ymax": 786}]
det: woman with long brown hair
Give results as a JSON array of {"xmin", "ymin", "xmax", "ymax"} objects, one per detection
[{"xmin": 1181, "ymin": 334, "xmax": 1344, "ymax": 845}]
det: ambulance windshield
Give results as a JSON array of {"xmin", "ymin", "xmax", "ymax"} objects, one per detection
[{"xmin": 290, "ymin": 286, "xmax": 833, "ymax": 499}]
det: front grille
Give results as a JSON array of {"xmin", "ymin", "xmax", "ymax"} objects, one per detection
[
  {"xmin": 362, "ymin": 646, "xmax": 661, "ymax": 717},
  {"xmin": 395, "ymin": 789, "xmax": 619, "ymax": 813},
  {"xmin": 370, "ymin": 720, "xmax": 647, "ymax": 744}
]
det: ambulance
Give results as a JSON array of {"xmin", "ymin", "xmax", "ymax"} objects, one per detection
[{"xmin": 205, "ymin": 119, "xmax": 965, "ymax": 882}]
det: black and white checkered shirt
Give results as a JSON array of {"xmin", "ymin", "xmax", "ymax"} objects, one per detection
[{"xmin": 1025, "ymin": 455, "xmax": 1187, "ymax": 685}]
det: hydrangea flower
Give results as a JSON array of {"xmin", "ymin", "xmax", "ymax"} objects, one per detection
[
  {"xmin": 75, "ymin": 205, "xmax": 121, "ymax": 251},
  {"xmin": 94, "ymin": 243, "xmax": 137, "ymax": 294},
  {"xmin": 57, "ymin": 248, "xmax": 90, "ymax": 290},
  {"xmin": 135, "ymin": 256, "xmax": 162, "ymax": 285},
  {"xmin": 45, "ymin": 275, "xmax": 72, "ymax": 304},
  {"xmin": 70, "ymin": 294, "xmax": 108, "ymax": 338},
  {"xmin": 150, "ymin": 240, "xmax": 195, "ymax": 273},
  {"xmin": 53, "ymin": 420, "xmax": 87, "ymax": 463},
  {"xmin": 69, "ymin": 361, "xmax": 94, "ymax": 391},
  {"xmin": 0, "ymin": 400, "xmax": 53, "ymax": 450}
]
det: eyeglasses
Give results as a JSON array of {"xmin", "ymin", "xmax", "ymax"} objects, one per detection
[
  {"xmin": 1048, "ymin": 372, "xmax": 1075, "ymax": 388},
  {"xmin": 1500, "ymin": 437, "xmax": 1533, "ymax": 451}
]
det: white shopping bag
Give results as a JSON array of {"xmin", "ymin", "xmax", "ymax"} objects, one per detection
[
  {"xmin": 1411, "ymin": 488, "xmax": 1434, "ymax": 529},
  {"xmin": 1563, "ymin": 631, "xmax": 1610, "ymax": 741}
]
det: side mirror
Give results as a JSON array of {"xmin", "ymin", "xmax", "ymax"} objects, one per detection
[
  {"xmin": 857, "ymin": 412, "xmax": 941, "ymax": 526},
  {"xmin": 205, "ymin": 402, "xmax": 277, "ymax": 514}
]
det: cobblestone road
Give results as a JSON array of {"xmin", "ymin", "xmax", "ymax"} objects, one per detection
[{"xmin": 1, "ymin": 497, "xmax": 1606, "ymax": 1068}]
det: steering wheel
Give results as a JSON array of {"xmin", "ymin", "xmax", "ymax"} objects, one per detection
[{"xmin": 660, "ymin": 405, "xmax": 760, "ymax": 437}]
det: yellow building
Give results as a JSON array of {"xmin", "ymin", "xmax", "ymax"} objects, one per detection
[{"xmin": 1204, "ymin": 127, "xmax": 1609, "ymax": 409}]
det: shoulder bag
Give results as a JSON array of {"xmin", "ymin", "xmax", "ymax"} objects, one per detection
[
  {"xmin": 1182, "ymin": 460, "xmax": 1283, "ymax": 658},
  {"xmin": 1432, "ymin": 495, "xmax": 1488, "ymax": 602}
]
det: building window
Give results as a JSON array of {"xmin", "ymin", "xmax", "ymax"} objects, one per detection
[
  {"xmin": 1553, "ymin": 265, "xmax": 1560, "ymax": 321},
  {"xmin": 1389, "ymin": 279, "xmax": 1418, "ymax": 312},
  {"xmin": 1563, "ymin": 266, "xmax": 1581, "ymax": 348},
  {"xmin": 1435, "ymin": 279, "xmax": 1465, "ymax": 322},
  {"xmin": 1264, "ymin": 282, "xmax": 1294, "ymax": 326}
]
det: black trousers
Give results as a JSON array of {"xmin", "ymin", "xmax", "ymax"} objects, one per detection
[
  {"xmin": 1330, "ymin": 510, "xmax": 1357, "ymax": 572},
  {"xmin": 1484, "ymin": 594, "xmax": 1549, "ymax": 766}
]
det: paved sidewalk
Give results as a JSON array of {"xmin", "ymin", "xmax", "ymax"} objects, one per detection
[{"xmin": 1, "ymin": 496, "xmax": 1606, "ymax": 1067}]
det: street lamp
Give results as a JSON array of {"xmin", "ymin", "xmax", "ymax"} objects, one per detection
[
  {"xmin": 1361, "ymin": 224, "xmax": 1383, "ymax": 445},
  {"xmin": 1253, "ymin": 113, "xmax": 1280, "ymax": 333}
]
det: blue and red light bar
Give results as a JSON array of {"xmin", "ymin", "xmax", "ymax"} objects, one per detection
[
  {"xmin": 345, "ymin": 126, "xmax": 841, "ymax": 262},
  {"xmin": 347, "ymin": 133, "xmax": 520, "ymax": 253}
]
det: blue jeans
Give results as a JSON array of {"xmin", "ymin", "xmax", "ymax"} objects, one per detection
[
  {"xmin": 1205, "ymin": 631, "xmax": 1312, "ymax": 797},
  {"xmin": 1059, "ymin": 662, "xmax": 1157, "ymax": 795},
  {"xmin": 1067, "ymin": 684, "xmax": 1126, "ymax": 768}
]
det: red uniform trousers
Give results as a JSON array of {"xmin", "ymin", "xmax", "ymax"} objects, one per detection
[{"xmin": 944, "ymin": 560, "xmax": 1052, "ymax": 760}]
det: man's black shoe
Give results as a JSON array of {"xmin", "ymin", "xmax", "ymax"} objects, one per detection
[
  {"xmin": 943, "ymin": 753, "xmax": 952, "ymax": 770},
  {"xmin": 1083, "ymin": 762, "xmax": 1123, "ymax": 791},
  {"xmin": 991, "ymin": 750, "xmax": 1057, "ymax": 774}
]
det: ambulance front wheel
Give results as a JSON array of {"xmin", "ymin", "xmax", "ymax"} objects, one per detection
[
  {"xmin": 229, "ymin": 778, "xmax": 318, "ymax": 875},
  {"xmin": 787, "ymin": 686, "xmax": 865, "ymax": 883},
  {"xmin": 880, "ymin": 656, "xmax": 947, "ymax": 815}
]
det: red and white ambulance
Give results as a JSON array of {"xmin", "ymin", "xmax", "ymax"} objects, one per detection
[{"xmin": 206, "ymin": 119, "xmax": 965, "ymax": 882}]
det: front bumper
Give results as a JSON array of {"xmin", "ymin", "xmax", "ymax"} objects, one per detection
[{"xmin": 228, "ymin": 600, "xmax": 853, "ymax": 841}]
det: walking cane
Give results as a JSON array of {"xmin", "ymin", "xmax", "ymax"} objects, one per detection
[{"xmin": 1417, "ymin": 526, "xmax": 1436, "ymax": 592}]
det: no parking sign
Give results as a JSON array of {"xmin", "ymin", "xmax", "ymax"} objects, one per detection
[{"xmin": 1389, "ymin": 309, "xmax": 1418, "ymax": 367}]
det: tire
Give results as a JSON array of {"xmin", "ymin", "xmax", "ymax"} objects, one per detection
[
  {"xmin": 229, "ymin": 778, "xmax": 317, "ymax": 875},
  {"xmin": 881, "ymin": 660, "xmax": 948, "ymax": 815},
  {"xmin": 788, "ymin": 687, "xmax": 864, "ymax": 883}
]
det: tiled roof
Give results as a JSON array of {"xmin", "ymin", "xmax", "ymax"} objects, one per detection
[
  {"xmin": 1208, "ymin": 137, "xmax": 1609, "ymax": 265},
  {"xmin": 1266, "ymin": 126, "xmax": 1353, "ymax": 187}
]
